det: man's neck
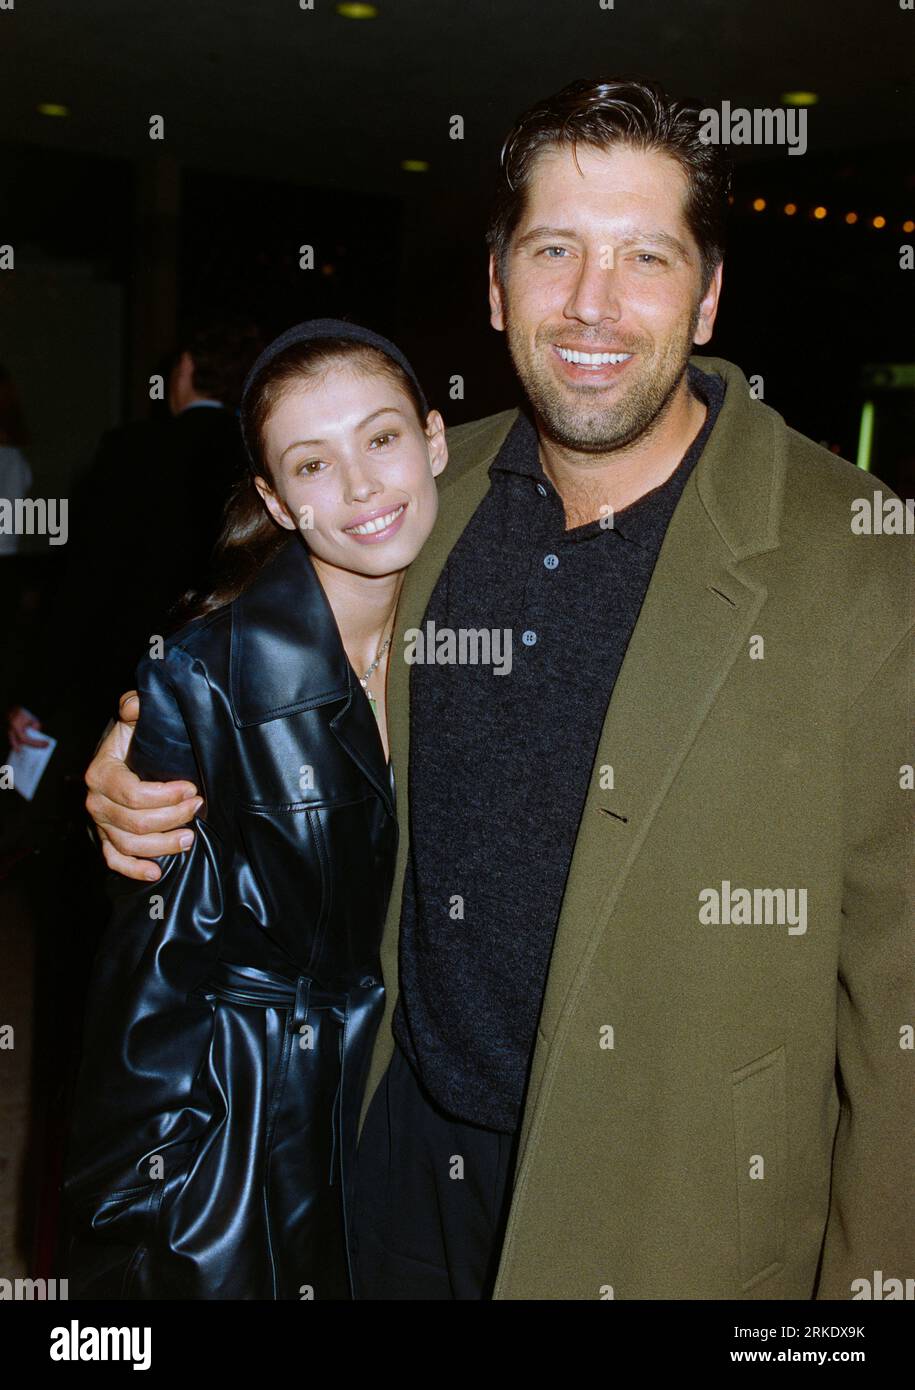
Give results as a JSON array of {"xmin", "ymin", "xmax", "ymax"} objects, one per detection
[{"xmin": 537, "ymin": 373, "xmax": 707, "ymax": 530}]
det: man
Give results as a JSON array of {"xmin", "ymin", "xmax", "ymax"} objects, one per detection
[{"xmin": 83, "ymin": 78, "xmax": 913, "ymax": 1300}]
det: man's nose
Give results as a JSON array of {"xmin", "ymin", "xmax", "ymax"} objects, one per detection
[{"xmin": 564, "ymin": 249, "xmax": 623, "ymax": 324}]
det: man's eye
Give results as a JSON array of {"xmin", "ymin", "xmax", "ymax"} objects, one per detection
[
  {"xmin": 370, "ymin": 431, "xmax": 398, "ymax": 448},
  {"xmin": 634, "ymin": 253, "xmax": 665, "ymax": 266},
  {"xmin": 539, "ymin": 246, "xmax": 570, "ymax": 258}
]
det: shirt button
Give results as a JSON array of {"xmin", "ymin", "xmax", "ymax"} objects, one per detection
[
  {"xmin": 522, "ymin": 630, "xmax": 537, "ymax": 646},
  {"xmin": 535, "ymin": 483, "xmax": 548, "ymax": 497},
  {"xmin": 543, "ymin": 553, "xmax": 559, "ymax": 570}
]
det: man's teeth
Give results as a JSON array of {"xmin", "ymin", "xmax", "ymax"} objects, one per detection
[
  {"xmin": 346, "ymin": 504, "xmax": 405, "ymax": 536},
  {"xmin": 557, "ymin": 348, "xmax": 633, "ymax": 366}
]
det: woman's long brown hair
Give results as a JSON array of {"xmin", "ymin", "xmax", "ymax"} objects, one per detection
[{"xmin": 172, "ymin": 336, "xmax": 428, "ymax": 625}]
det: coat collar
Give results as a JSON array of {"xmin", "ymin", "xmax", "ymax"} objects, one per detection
[{"xmin": 229, "ymin": 534, "xmax": 394, "ymax": 814}]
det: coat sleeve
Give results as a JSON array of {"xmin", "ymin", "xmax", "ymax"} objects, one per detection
[
  {"xmin": 63, "ymin": 643, "xmax": 225, "ymax": 1299},
  {"xmin": 815, "ymin": 620, "xmax": 915, "ymax": 1298}
]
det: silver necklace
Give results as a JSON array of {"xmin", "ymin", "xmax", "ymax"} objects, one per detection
[{"xmin": 359, "ymin": 633, "xmax": 393, "ymax": 718}]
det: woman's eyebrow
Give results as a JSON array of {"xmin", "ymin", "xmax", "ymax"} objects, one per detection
[{"xmin": 280, "ymin": 407, "xmax": 405, "ymax": 459}]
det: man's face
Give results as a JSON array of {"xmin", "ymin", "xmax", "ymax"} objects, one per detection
[{"xmin": 489, "ymin": 142, "xmax": 722, "ymax": 453}]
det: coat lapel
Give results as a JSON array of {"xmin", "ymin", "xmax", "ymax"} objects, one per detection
[
  {"xmin": 511, "ymin": 354, "xmax": 788, "ymax": 1164},
  {"xmin": 230, "ymin": 533, "xmax": 394, "ymax": 815},
  {"xmin": 385, "ymin": 410, "xmax": 521, "ymax": 799}
]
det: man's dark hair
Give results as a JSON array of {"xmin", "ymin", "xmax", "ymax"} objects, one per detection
[
  {"xmin": 176, "ymin": 318, "xmax": 264, "ymax": 409},
  {"xmin": 486, "ymin": 76, "xmax": 732, "ymax": 295}
]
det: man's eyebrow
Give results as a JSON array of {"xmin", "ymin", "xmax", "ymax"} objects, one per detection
[
  {"xmin": 513, "ymin": 225, "xmax": 691, "ymax": 259},
  {"xmin": 513, "ymin": 225, "xmax": 580, "ymax": 250},
  {"xmin": 280, "ymin": 406, "xmax": 405, "ymax": 460},
  {"xmin": 615, "ymin": 230, "xmax": 691, "ymax": 259}
]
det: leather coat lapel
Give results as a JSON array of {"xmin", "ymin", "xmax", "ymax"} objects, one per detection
[{"xmin": 230, "ymin": 534, "xmax": 394, "ymax": 815}]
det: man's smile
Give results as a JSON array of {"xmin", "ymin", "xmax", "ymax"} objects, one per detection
[{"xmin": 551, "ymin": 343, "xmax": 635, "ymax": 382}]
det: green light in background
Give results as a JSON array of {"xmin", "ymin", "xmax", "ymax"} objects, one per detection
[{"xmin": 855, "ymin": 400, "xmax": 874, "ymax": 472}]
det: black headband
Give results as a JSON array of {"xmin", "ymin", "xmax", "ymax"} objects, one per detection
[{"xmin": 239, "ymin": 317, "xmax": 429, "ymax": 467}]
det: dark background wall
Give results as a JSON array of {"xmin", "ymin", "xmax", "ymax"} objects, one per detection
[{"xmin": 1, "ymin": 0, "xmax": 913, "ymax": 502}]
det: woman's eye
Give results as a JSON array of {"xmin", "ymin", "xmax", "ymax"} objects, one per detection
[
  {"xmin": 297, "ymin": 459, "xmax": 326, "ymax": 476},
  {"xmin": 370, "ymin": 431, "xmax": 398, "ymax": 448}
]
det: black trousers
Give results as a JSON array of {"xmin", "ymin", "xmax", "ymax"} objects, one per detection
[{"xmin": 352, "ymin": 1042, "xmax": 520, "ymax": 1299}]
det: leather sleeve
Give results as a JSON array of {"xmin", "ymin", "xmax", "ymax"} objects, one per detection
[{"xmin": 63, "ymin": 647, "xmax": 225, "ymax": 1298}]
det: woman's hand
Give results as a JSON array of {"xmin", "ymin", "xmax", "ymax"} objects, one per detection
[{"xmin": 84, "ymin": 691, "xmax": 203, "ymax": 882}]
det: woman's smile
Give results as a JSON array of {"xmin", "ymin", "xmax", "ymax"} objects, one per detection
[{"xmin": 343, "ymin": 502, "xmax": 408, "ymax": 542}]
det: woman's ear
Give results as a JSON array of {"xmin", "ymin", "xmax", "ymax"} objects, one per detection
[
  {"xmin": 253, "ymin": 474, "xmax": 297, "ymax": 531},
  {"xmin": 424, "ymin": 410, "xmax": 448, "ymax": 479}
]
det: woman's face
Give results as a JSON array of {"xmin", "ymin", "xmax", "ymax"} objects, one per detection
[{"xmin": 255, "ymin": 362, "xmax": 447, "ymax": 578}]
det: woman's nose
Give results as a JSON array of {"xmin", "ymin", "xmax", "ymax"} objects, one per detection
[{"xmin": 346, "ymin": 464, "xmax": 383, "ymax": 504}]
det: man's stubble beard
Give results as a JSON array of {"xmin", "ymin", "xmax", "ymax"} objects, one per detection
[{"xmin": 502, "ymin": 298, "xmax": 702, "ymax": 455}]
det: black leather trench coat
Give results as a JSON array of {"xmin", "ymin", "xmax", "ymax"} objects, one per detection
[{"xmin": 63, "ymin": 534, "xmax": 397, "ymax": 1299}]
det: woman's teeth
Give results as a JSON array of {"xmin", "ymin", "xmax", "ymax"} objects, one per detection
[
  {"xmin": 557, "ymin": 348, "xmax": 633, "ymax": 366},
  {"xmin": 345, "ymin": 504, "xmax": 405, "ymax": 536}
]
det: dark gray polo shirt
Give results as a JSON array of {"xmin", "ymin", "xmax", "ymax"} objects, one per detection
[{"xmin": 392, "ymin": 364, "xmax": 726, "ymax": 1131}]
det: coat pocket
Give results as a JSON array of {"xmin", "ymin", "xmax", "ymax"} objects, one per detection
[{"xmin": 730, "ymin": 1044, "xmax": 787, "ymax": 1289}]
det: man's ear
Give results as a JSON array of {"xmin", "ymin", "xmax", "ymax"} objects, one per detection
[
  {"xmin": 693, "ymin": 261, "xmax": 723, "ymax": 346},
  {"xmin": 488, "ymin": 252, "xmax": 507, "ymax": 333},
  {"xmin": 253, "ymin": 475, "xmax": 296, "ymax": 531},
  {"xmin": 424, "ymin": 409, "xmax": 448, "ymax": 478}
]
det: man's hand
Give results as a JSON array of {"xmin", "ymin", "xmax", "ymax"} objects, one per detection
[
  {"xmin": 85, "ymin": 691, "xmax": 203, "ymax": 883},
  {"xmin": 7, "ymin": 706, "xmax": 49, "ymax": 751}
]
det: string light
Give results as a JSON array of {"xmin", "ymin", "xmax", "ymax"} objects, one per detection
[{"xmin": 738, "ymin": 199, "xmax": 909, "ymax": 230}]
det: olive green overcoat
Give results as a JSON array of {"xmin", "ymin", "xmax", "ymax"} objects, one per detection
[{"xmin": 357, "ymin": 356, "xmax": 914, "ymax": 1300}]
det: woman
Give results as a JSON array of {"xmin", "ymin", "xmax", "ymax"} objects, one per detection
[{"xmin": 63, "ymin": 319, "xmax": 447, "ymax": 1299}]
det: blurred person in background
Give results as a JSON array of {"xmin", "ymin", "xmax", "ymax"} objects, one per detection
[
  {"xmin": 5, "ymin": 318, "xmax": 259, "ymax": 776},
  {"xmin": 0, "ymin": 364, "xmax": 33, "ymax": 559}
]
